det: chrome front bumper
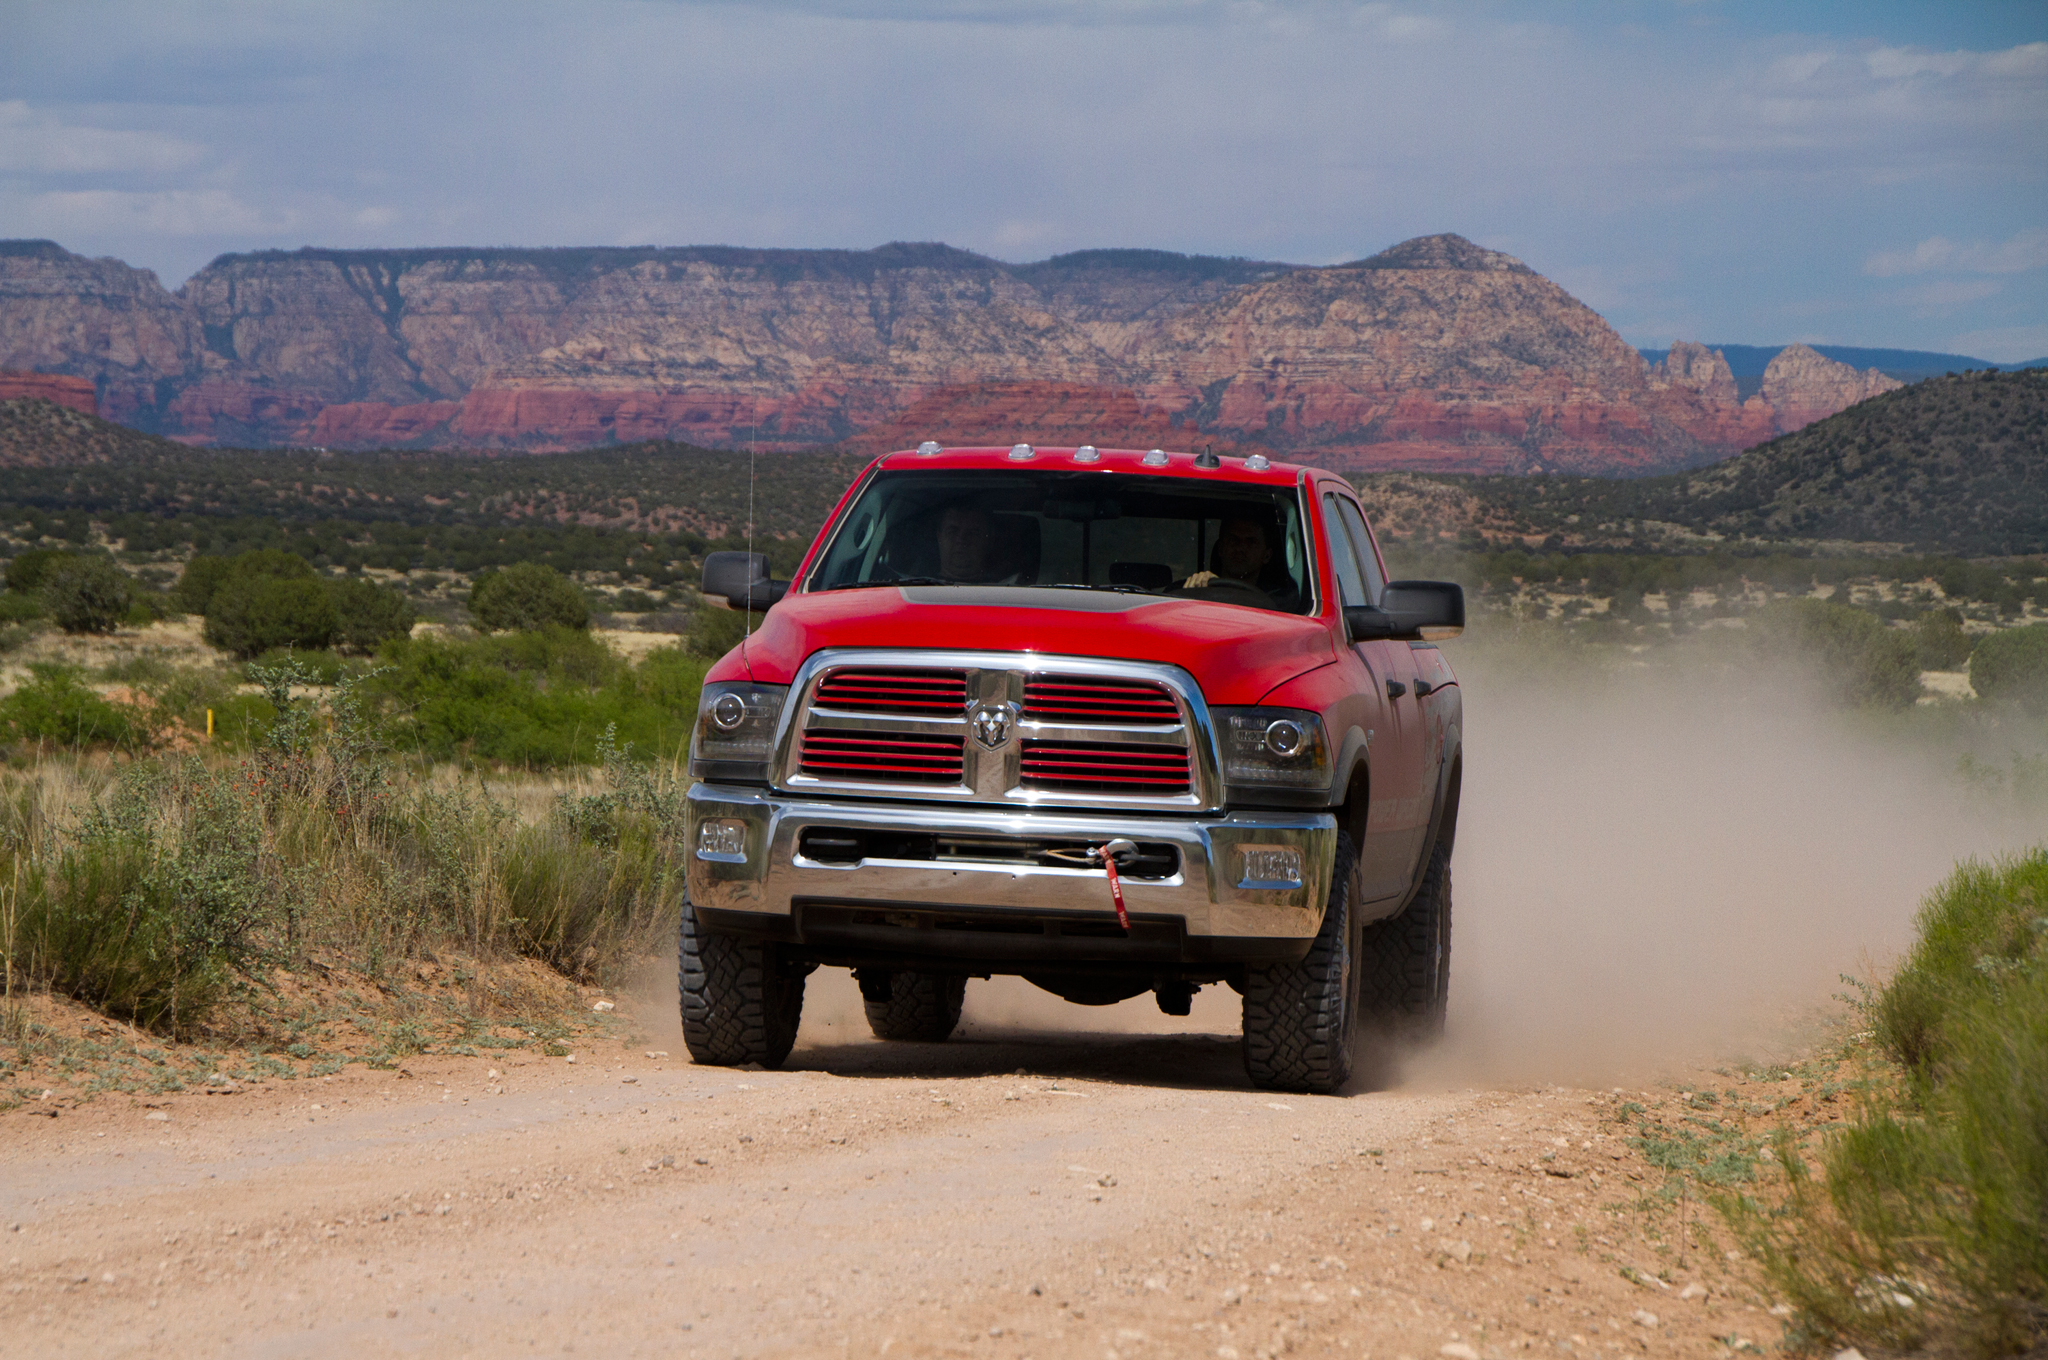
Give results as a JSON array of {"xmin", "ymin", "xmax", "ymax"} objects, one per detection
[{"xmin": 685, "ymin": 783, "xmax": 1336, "ymax": 947}]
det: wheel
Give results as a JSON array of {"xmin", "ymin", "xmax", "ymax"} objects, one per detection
[
  {"xmin": 677, "ymin": 895, "xmax": 805, "ymax": 1067},
  {"xmin": 1241, "ymin": 830, "xmax": 1362, "ymax": 1093},
  {"xmin": 856, "ymin": 970, "xmax": 966, "ymax": 1042},
  {"xmin": 1359, "ymin": 835, "xmax": 1452, "ymax": 1038}
]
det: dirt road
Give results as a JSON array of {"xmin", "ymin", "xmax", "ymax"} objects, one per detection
[{"xmin": 1, "ymin": 972, "xmax": 1798, "ymax": 1360}]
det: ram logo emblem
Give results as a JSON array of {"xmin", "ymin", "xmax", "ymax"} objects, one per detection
[{"xmin": 970, "ymin": 702, "xmax": 1015, "ymax": 751}]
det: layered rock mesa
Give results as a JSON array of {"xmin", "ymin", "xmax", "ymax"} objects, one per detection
[
  {"xmin": 0, "ymin": 234, "xmax": 1900, "ymax": 473},
  {"xmin": 0, "ymin": 369, "xmax": 96, "ymax": 415}
]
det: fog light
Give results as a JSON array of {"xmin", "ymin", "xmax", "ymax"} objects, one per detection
[
  {"xmin": 1239, "ymin": 846, "xmax": 1303, "ymax": 889},
  {"xmin": 695, "ymin": 819, "xmax": 748, "ymax": 863}
]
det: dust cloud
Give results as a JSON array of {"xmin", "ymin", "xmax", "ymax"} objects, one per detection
[
  {"xmin": 1432, "ymin": 651, "xmax": 2038, "ymax": 1086},
  {"xmin": 757, "ymin": 648, "xmax": 2041, "ymax": 1088}
]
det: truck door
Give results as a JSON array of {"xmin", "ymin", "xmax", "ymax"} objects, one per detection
[{"xmin": 1322, "ymin": 491, "xmax": 1429, "ymax": 903}]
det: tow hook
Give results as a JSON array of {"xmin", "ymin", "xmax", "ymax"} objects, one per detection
[{"xmin": 1093, "ymin": 839, "xmax": 1139, "ymax": 932}]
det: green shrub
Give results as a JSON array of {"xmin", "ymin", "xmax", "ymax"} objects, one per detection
[
  {"xmin": 173, "ymin": 548, "xmax": 314, "ymax": 615},
  {"xmin": 366, "ymin": 628, "xmax": 705, "ymax": 766},
  {"xmin": 0, "ymin": 665, "xmax": 143, "ymax": 750},
  {"xmin": 328, "ymin": 576, "xmax": 416, "ymax": 653},
  {"xmin": 1731, "ymin": 849, "xmax": 2048, "ymax": 1358},
  {"xmin": 43, "ymin": 556, "xmax": 134, "ymax": 635},
  {"xmin": 468, "ymin": 563, "xmax": 590, "ymax": 633},
  {"xmin": 244, "ymin": 647, "xmax": 347, "ymax": 686},
  {"xmin": 1970, "ymin": 624, "xmax": 2048, "ymax": 715},
  {"xmin": 3, "ymin": 548, "xmax": 72, "ymax": 595},
  {"xmin": 12, "ymin": 761, "xmax": 279, "ymax": 1033},
  {"xmin": 1753, "ymin": 599, "xmax": 1922, "ymax": 709},
  {"xmin": 203, "ymin": 575, "xmax": 339, "ymax": 658},
  {"xmin": 1914, "ymin": 608, "xmax": 1975, "ymax": 671},
  {"xmin": 684, "ymin": 601, "xmax": 764, "ymax": 659}
]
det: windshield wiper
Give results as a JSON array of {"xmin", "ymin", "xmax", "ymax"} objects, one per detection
[
  {"xmin": 1038, "ymin": 582, "xmax": 1167, "ymax": 596},
  {"xmin": 824, "ymin": 577, "xmax": 952, "ymax": 591}
]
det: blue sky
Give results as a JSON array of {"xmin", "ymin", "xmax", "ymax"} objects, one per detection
[{"xmin": 3, "ymin": 1, "xmax": 2044, "ymax": 358}]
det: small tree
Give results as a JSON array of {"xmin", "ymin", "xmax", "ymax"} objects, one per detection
[
  {"xmin": 1970, "ymin": 624, "xmax": 2048, "ymax": 715},
  {"xmin": 1913, "ymin": 608, "xmax": 1974, "ymax": 671},
  {"xmin": 203, "ymin": 576, "xmax": 339, "ymax": 658},
  {"xmin": 328, "ymin": 577, "xmax": 416, "ymax": 653},
  {"xmin": 43, "ymin": 556, "xmax": 134, "ymax": 635},
  {"xmin": 172, "ymin": 548, "xmax": 313, "ymax": 615},
  {"xmin": 4, "ymin": 548, "xmax": 72, "ymax": 595},
  {"xmin": 1753, "ymin": 599, "xmax": 1921, "ymax": 710},
  {"xmin": 469, "ymin": 563, "xmax": 590, "ymax": 633}
]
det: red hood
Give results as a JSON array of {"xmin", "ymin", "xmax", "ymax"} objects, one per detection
[{"xmin": 719, "ymin": 586, "xmax": 1338, "ymax": 706}]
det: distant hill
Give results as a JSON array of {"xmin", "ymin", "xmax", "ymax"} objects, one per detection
[
  {"xmin": 1438, "ymin": 369, "xmax": 2048, "ymax": 557},
  {"xmin": 1665, "ymin": 368, "xmax": 2048, "ymax": 555},
  {"xmin": 0, "ymin": 396, "xmax": 183, "ymax": 467}
]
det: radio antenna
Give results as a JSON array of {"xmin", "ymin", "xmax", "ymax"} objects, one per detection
[{"xmin": 745, "ymin": 422, "xmax": 757, "ymax": 641}]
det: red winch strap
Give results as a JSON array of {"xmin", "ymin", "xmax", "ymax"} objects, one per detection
[{"xmin": 1098, "ymin": 848, "xmax": 1130, "ymax": 933}]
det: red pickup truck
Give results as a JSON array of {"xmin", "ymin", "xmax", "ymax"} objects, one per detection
[{"xmin": 683, "ymin": 443, "xmax": 1463, "ymax": 1093}]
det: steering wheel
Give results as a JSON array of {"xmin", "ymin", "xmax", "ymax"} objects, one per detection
[{"xmin": 1172, "ymin": 576, "xmax": 1277, "ymax": 609}]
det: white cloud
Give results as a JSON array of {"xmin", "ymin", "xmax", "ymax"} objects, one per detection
[
  {"xmin": 0, "ymin": 100, "xmax": 207, "ymax": 175},
  {"xmin": 1865, "ymin": 228, "xmax": 2048, "ymax": 277},
  {"xmin": 1948, "ymin": 324, "xmax": 2048, "ymax": 364}
]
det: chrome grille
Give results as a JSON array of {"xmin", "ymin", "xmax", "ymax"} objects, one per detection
[
  {"xmin": 813, "ymin": 667, "xmax": 968, "ymax": 715},
  {"xmin": 780, "ymin": 651, "xmax": 1213, "ymax": 810},
  {"xmin": 1021, "ymin": 676, "xmax": 1178, "ymax": 724},
  {"xmin": 798, "ymin": 731, "xmax": 964, "ymax": 784},
  {"xmin": 1019, "ymin": 740, "xmax": 1191, "ymax": 793}
]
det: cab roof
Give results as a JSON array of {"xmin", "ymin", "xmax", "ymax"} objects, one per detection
[{"xmin": 871, "ymin": 444, "xmax": 1312, "ymax": 486}]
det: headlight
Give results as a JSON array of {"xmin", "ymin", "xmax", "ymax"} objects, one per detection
[
  {"xmin": 1213, "ymin": 707, "xmax": 1332, "ymax": 791},
  {"xmin": 689, "ymin": 682, "xmax": 788, "ymax": 783}
]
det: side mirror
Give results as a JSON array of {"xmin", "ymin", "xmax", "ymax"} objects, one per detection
[
  {"xmin": 1344, "ymin": 580, "xmax": 1464, "ymax": 643},
  {"xmin": 702, "ymin": 551, "xmax": 789, "ymax": 612}
]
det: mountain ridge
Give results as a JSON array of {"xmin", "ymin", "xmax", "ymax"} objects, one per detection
[{"xmin": 0, "ymin": 234, "xmax": 1918, "ymax": 474}]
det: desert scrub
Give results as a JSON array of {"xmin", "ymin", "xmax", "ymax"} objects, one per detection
[
  {"xmin": 1724, "ymin": 848, "xmax": 2048, "ymax": 1357},
  {"xmin": 367, "ymin": 626, "xmax": 707, "ymax": 767},
  {"xmin": 4, "ymin": 758, "xmax": 284, "ymax": 1033},
  {"xmin": 2, "ymin": 669, "xmax": 683, "ymax": 1044}
]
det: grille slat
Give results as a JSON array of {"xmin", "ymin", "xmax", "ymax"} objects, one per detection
[
  {"xmin": 800, "ymin": 732, "xmax": 965, "ymax": 784},
  {"xmin": 1022, "ymin": 676, "xmax": 1179, "ymax": 724},
  {"xmin": 814, "ymin": 667, "xmax": 968, "ymax": 715},
  {"xmin": 1019, "ymin": 740, "xmax": 1192, "ymax": 794}
]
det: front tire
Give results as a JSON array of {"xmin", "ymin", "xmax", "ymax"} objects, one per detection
[
  {"xmin": 1242, "ymin": 830, "xmax": 1362, "ymax": 1093},
  {"xmin": 857, "ymin": 970, "xmax": 966, "ymax": 1042},
  {"xmin": 1359, "ymin": 836, "xmax": 1452, "ymax": 1038},
  {"xmin": 677, "ymin": 895, "xmax": 804, "ymax": 1068}
]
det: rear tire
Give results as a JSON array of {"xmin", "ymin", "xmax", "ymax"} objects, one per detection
[
  {"xmin": 857, "ymin": 970, "xmax": 966, "ymax": 1042},
  {"xmin": 677, "ymin": 895, "xmax": 805, "ymax": 1068},
  {"xmin": 1241, "ymin": 830, "xmax": 1361, "ymax": 1094},
  {"xmin": 1359, "ymin": 836, "xmax": 1452, "ymax": 1038}
]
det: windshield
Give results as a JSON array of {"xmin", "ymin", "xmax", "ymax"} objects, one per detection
[{"xmin": 805, "ymin": 470, "xmax": 1315, "ymax": 615}]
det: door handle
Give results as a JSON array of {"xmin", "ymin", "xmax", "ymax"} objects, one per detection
[
  {"xmin": 1386, "ymin": 679, "xmax": 1407, "ymax": 699},
  {"xmin": 1413, "ymin": 679, "xmax": 1434, "ymax": 697}
]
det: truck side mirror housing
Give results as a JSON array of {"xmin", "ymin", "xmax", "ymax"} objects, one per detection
[
  {"xmin": 1344, "ymin": 580, "xmax": 1464, "ymax": 643},
  {"xmin": 702, "ymin": 551, "xmax": 789, "ymax": 612}
]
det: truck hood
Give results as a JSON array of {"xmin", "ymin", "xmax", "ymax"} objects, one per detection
[{"xmin": 725, "ymin": 585, "xmax": 1337, "ymax": 706}]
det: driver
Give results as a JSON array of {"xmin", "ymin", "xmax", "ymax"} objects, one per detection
[
  {"xmin": 1183, "ymin": 517, "xmax": 1273, "ymax": 591},
  {"xmin": 936, "ymin": 503, "xmax": 1018, "ymax": 584}
]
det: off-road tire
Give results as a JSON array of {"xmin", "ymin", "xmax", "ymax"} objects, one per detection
[
  {"xmin": 1241, "ymin": 830, "xmax": 1362, "ymax": 1093},
  {"xmin": 677, "ymin": 896, "xmax": 804, "ymax": 1068},
  {"xmin": 858, "ymin": 971, "xmax": 967, "ymax": 1042},
  {"xmin": 1359, "ymin": 837, "xmax": 1452, "ymax": 1038}
]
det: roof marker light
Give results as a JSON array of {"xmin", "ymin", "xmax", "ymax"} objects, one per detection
[
  {"xmin": 1142, "ymin": 448, "xmax": 1169, "ymax": 466},
  {"xmin": 1244, "ymin": 453, "xmax": 1271, "ymax": 471},
  {"xmin": 916, "ymin": 441, "xmax": 942, "ymax": 455},
  {"xmin": 1072, "ymin": 445, "xmax": 1099, "ymax": 463},
  {"xmin": 1008, "ymin": 443, "xmax": 1036, "ymax": 461}
]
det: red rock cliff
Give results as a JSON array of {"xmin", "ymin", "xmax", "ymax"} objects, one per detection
[
  {"xmin": 0, "ymin": 370, "xmax": 96, "ymax": 415},
  {"xmin": 0, "ymin": 235, "xmax": 1910, "ymax": 472}
]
